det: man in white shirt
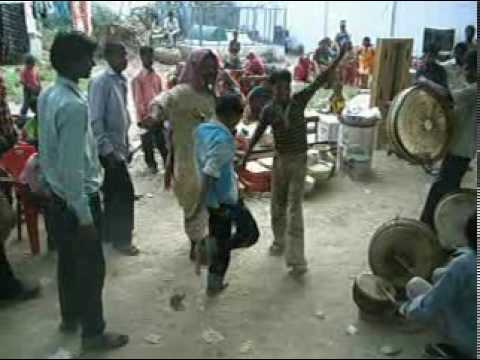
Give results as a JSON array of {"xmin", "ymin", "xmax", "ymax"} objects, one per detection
[
  {"xmin": 163, "ymin": 11, "xmax": 180, "ymax": 48},
  {"xmin": 419, "ymin": 49, "xmax": 477, "ymax": 227}
]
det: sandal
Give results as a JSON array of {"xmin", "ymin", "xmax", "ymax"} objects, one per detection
[
  {"xmin": 82, "ymin": 332, "xmax": 129, "ymax": 353},
  {"xmin": 115, "ymin": 245, "xmax": 140, "ymax": 257},
  {"xmin": 269, "ymin": 244, "xmax": 284, "ymax": 256}
]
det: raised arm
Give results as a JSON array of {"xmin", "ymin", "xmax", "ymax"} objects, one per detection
[{"xmin": 296, "ymin": 45, "xmax": 348, "ymax": 106}]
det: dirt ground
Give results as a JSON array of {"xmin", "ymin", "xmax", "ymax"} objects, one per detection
[
  {"xmin": 0, "ymin": 57, "xmax": 476, "ymax": 359},
  {"xmin": 0, "ymin": 147, "xmax": 476, "ymax": 359}
]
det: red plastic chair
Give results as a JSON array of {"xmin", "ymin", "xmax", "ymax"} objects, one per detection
[{"xmin": 0, "ymin": 142, "xmax": 40, "ymax": 255}]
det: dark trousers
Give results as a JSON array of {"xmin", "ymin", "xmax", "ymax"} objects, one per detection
[
  {"xmin": 100, "ymin": 159, "xmax": 134, "ymax": 248},
  {"xmin": 0, "ymin": 242, "xmax": 22, "ymax": 299},
  {"xmin": 208, "ymin": 202, "xmax": 259, "ymax": 285},
  {"xmin": 141, "ymin": 128, "xmax": 168, "ymax": 169},
  {"xmin": 50, "ymin": 193, "xmax": 106, "ymax": 339},
  {"xmin": 0, "ymin": 191, "xmax": 20, "ymax": 300},
  {"xmin": 421, "ymin": 153, "xmax": 471, "ymax": 228}
]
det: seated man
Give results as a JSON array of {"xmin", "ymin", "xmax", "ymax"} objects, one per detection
[{"xmin": 400, "ymin": 215, "xmax": 476, "ymax": 359}]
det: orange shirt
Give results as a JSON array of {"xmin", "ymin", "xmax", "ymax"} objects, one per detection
[{"xmin": 358, "ymin": 47, "xmax": 375, "ymax": 75}]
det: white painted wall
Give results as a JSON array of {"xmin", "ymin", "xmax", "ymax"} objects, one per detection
[{"xmin": 286, "ymin": 1, "xmax": 477, "ymax": 56}]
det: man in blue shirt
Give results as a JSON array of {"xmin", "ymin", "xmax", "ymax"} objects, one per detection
[
  {"xmin": 195, "ymin": 94, "xmax": 259, "ymax": 296},
  {"xmin": 38, "ymin": 31, "xmax": 128, "ymax": 352},
  {"xmin": 400, "ymin": 215, "xmax": 476, "ymax": 359},
  {"xmin": 89, "ymin": 42, "xmax": 139, "ymax": 256}
]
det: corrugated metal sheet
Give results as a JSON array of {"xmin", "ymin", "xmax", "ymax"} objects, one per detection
[{"xmin": 0, "ymin": 2, "xmax": 29, "ymax": 64}]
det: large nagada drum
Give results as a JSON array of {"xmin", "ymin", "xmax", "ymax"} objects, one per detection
[
  {"xmin": 369, "ymin": 218, "xmax": 442, "ymax": 289},
  {"xmin": 353, "ymin": 273, "xmax": 397, "ymax": 316},
  {"xmin": 387, "ymin": 86, "xmax": 453, "ymax": 165},
  {"xmin": 434, "ymin": 189, "xmax": 476, "ymax": 251}
]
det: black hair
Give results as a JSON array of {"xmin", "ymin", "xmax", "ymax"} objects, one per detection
[
  {"xmin": 50, "ymin": 31, "xmax": 97, "ymax": 75},
  {"xmin": 466, "ymin": 214, "xmax": 476, "ymax": 252},
  {"xmin": 454, "ymin": 42, "xmax": 468, "ymax": 55},
  {"xmin": 216, "ymin": 94, "xmax": 244, "ymax": 118},
  {"xmin": 269, "ymin": 69, "xmax": 292, "ymax": 85},
  {"xmin": 425, "ymin": 42, "xmax": 441, "ymax": 57},
  {"xmin": 363, "ymin": 37, "xmax": 371, "ymax": 43},
  {"xmin": 465, "ymin": 48, "xmax": 477, "ymax": 71},
  {"xmin": 140, "ymin": 46, "xmax": 154, "ymax": 57},
  {"xmin": 24, "ymin": 54, "xmax": 37, "ymax": 66},
  {"xmin": 465, "ymin": 25, "xmax": 475, "ymax": 37},
  {"xmin": 168, "ymin": 10, "xmax": 174, "ymax": 17},
  {"xmin": 104, "ymin": 42, "xmax": 126, "ymax": 59}
]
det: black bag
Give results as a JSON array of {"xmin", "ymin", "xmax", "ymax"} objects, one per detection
[{"xmin": 224, "ymin": 199, "xmax": 260, "ymax": 250}]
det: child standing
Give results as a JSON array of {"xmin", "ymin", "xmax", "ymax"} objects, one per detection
[
  {"xmin": 20, "ymin": 55, "xmax": 41, "ymax": 125},
  {"xmin": 195, "ymin": 94, "xmax": 259, "ymax": 296}
]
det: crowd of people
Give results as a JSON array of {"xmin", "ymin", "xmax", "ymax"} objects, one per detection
[
  {"xmin": 0, "ymin": 21, "xmax": 477, "ymax": 357},
  {"xmin": 292, "ymin": 21, "xmax": 376, "ymax": 89}
]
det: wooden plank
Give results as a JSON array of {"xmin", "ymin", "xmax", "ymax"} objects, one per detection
[{"xmin": 370, "ymin": 38, "xmax": 413, "ymax": 149}]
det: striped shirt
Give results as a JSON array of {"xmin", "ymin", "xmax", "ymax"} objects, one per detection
[{"xmin": 260, "ymin": 79, "xmax": 321, "ymax": 155}]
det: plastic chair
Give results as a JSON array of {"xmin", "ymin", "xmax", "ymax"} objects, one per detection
[{"xmin": 0, "ymin": 143, "xmax": 40, "ymax": 255}]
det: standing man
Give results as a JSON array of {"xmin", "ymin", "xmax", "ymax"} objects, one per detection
[
  {"xmin": 334, "ymin": 20, "xmax": 351, "ymax": 52},
  {"xmin": 164, "ymin": 11, "xmax": 180, "ymax": 48},
  {"xmin": 243, "ymin": 48, "xmax": 346, "ymax": 277},
  {"xmin": 0, "ymin": 73, "xmax": 40, "ymax": 302},
  {"xmin": 132, "ymin": 46, "xmax": 168, "ymax": 174},
  {"xmin": 419, "ymin": 49, "xmax": 477, "ymax": 228},
  {"xmin": 465, "ymin": 25, "xmax": 476, "ymax": 51},
  {"xmin": 38, "ymin": 31, "xmax": 128, "ymax": 351},
  {"xmin": 227, "ymin": 31, "xmax": 242, "ymax": 70},
  {"xmin": 89, "ymin": 42, "xmax": 139, "ymax": 256}
]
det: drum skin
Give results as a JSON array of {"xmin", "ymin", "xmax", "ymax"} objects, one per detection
[
  {"xmin": 352, "ymin": 273, "xmax": 397, "ymax": 316},
  {"xmin": 369, "ymin": 218, "xmax": 442, "ymax": 289},
  {"xmin": 434, "ymin": 189, "xmax": 476, "ymax": 251},
  {"xmin": 387, "ymin": 86, "xmax": 453, "ymax": 165}
]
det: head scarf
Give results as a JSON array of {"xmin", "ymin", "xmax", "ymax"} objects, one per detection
[
  {"xmin": 245, "ymin": 52, "xmax": 266, "ymax": 76},
  {"xmin": 294, "ymin": 56, "xmax": 312, "ymax": 82},
  {"xmin": 179, "ymin": 49, "xmax": 220, "ymax": 92}
]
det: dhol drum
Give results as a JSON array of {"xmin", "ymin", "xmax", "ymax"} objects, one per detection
[
  {"xmin": 434, "ymin": 189, "xmax": 476, "ymax": 251},
  {"xmin": 387, "ymin": 86, "xmax": 453, "ymax": 165},
  {"xmin": 368, "ymin": 218, "xmax": 443, "ymax": 290},
  {"xmin": 353, "ymin": 273, "xmax": 397, "ymax": 319}
]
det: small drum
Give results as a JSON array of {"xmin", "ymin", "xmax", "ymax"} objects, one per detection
[
  {"xmin": 434, "ymin": 189, "xmax": 476, "ymax": 251},
  {"xmin": 387, "ymin": 86, "xmax": 453, "ymax": 165},
  {"xmin": 369, "ymin": 218, "xmax": 442, "ymax": 289},
  {"xmin": 353, "ymin": 273, "xmax": 397, "ymax": 316}
]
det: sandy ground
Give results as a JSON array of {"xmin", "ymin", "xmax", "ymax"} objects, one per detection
[{"xmin": 0, "ymin": 149, "xmax": 476, "ymax": 359}]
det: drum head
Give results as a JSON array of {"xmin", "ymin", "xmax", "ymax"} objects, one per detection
[
  {"xmin": 369, "ymin": 218, "xmax": 441, "ymax": 289},
  {"xmin": 434, "ymin": 189, "xmax": 476, "ymax": 250},
  {"xmin": 353, "ymin": 273, "xmax": 397, "ymax": 315},
  {"xmin": 388, "ymin": 87, "xmax": 452, "ymax": 164}
]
